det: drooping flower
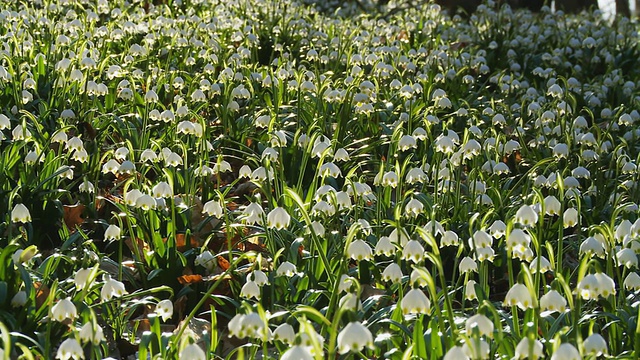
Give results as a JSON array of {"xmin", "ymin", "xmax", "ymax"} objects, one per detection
[
  {"xmin": 179, "ymin": 344, "xmax": 206, "ymax": 360},
  {"xmin": 514, "ymin": 337, "xmax": 544, "ymax": 360},
  {"xmin": 583, "ymin": 333, "xmax": 607, "ymax": 356},
  {"xmin": 155, "ymin": 299, "xmax": 174, "ymax": 321},
  {"xmin": 56, "ymin": 338, "xmax": 84, "ymax": 360},
  {"xmin": 11, "ymin": 203, "xmax": 31, "ymax": 223},
  {"xmin": 51, "ymin": 297, "xmax": 77, "ymax": 322},
  {"xmin": 400, "ymin": 288, "xmax": 431, "ymax": 315},
  {"xmin": 347, "ymin": 240, "xmax": 373, "ymax": 261},
  {"xmin": 550, "ymin": 343, "xmax": 580, "ymax": 360},
  {"xmin": 540, "ymin": 290, "xmax": 568, "ymax": 313},
  {"xmin": 337, "ymin": 322, "xmax": 374, "ymax": 354},
  {"xmin": 503, "ymin": 283, "xmax": 533, "ymax": 310},
  {"xmin": 101, "ymin": 275, "xmax": 127, "ymax": 301},
  {"xmin": 266, "ymin": 207, "xmax": 290, "ymax": 230},
  {"xmin": 79, "ymin": 322, "xmax": 105, "ymax": 344},
  {"xmin": 465, "ymin": 314, "xmax": 494, "ymax": 338}
]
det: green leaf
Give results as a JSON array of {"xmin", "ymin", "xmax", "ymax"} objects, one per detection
[{"xmin": 412, "ymin": 316, "xmax": 427, "ymax": 359}]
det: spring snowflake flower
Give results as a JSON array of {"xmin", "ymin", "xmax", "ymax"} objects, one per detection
[
  {"xmin": 624, "ymin": 272, "xmax": 640, "ymax": 290},
  {"xmin": 617, "ymin": 248, "xmax": 638, "ymax": 268},
  {"xmin": 405, "ymin": 198, "xmax": 424, "ymax": 217},
  {"xmin": 203, "ymin": 200, "xmax": 224, "ymax": 218},
  {"xmin": 459, "ymin": 257, "xmax": 478, "ymax": 273},
  {"xmin": 347, "ymin": 240, "xmax": 372, "ymax": 261},
  {"xmin": 515, "ymin": 337, "xmax": 544, "ymax": 360},
  {"xmin": 462, "ymin": 338, "xmax": 490, "ymax": 359},
  {"xmin": 381, "ymin": 263, "xmax": 403, "ymax": 283},
  {"xmin": 381, "ymin": 171, "xmax": 399, "ymax": 188},
  {"xmin": 402, "ymin": 240, "xmax": 425, "ymax": 263},
  {"xmin": 51, "ymin": 297, "xmax": 77, "ymax": 322},
  {"xmin": 155, "ymin": 299, "xmax": 173, "ymax": 321},
  {"xmin": 374, "ymin": 236, "xmax": 396, "ymax": 256},
  {"xmin": 400, "ymin": 288, "xmax": 431, "ymax": 315},
  {"xmin": 529, "ymin": 256, "xmax": 552, "ymax": 273},
  {"xmin": 515, "ymin": 205, "xmax": 538, "ymax": 227},
  {"xmin": 441, "ymin": 230, "xmax": 459, "ymax": 246},
  {"xmin": 579, "ymin": 237, "xmax": 606, "ymax": 258},
  {"xmin": 281, "ymin": 346, "xmax": 313, "ymax": 360},
  {"xmin": 179, "ymin": 344, "xmax": 206, "ymax": 360},
  {"xmin": 101, "ymin": 275, "xmax": 127, "ymax": 301},
  {"xmin": 551, "ymin": 343, "xmax": 580, "ymax": 360},
  {"xmin": 444, "ymin": 346, "xmax": 469, "ymax": 360},
  {"xmin": 11, "ymin": 203, "xmax": 31, "ymax": 223},
  {"xmin": 273, "ymin": 323, "xmax": 295, "ymax": 344},
  {"xmin": 583, "ymin": 333, "xmax": 607, "ymax": 356},
  {"xmin": 544, "ymin": 195, "xmax": 561, "ymax": 215},
  {"xmin": 337, "ymin": 322, "xmax": 374, "ymax": 354},
  {"xmin": 398, "ymin": 135, "xmax": 417, "ymax": 151},
  {"xmin": 74, "ymin": 268, "xmax": 94, "ymax": 290},
  {"xmin": 276, "ymin": 261, "xmax": 297, "ymax": 277},
  {"xmin": 240, "ymin": 280, "xmax": 261, "ymax": 300},
  {"xmin": 405, "ymin": 167, "xmax": 428, "ymax": 184},
  {"xmin": 56, "ymin": 338, "xmax": 84, "ymax": 360},
  {"xmin": 563, "ymin": 208, "xmax": 579, "ymax": 228},
  {"xmin": 504, "ymin": 283, "xmax": 533, "ymax": 310},
  {"xmin": 11, "ymin": 291, "xmax": 27, "ymax": 307},
  {"xmin": 152, "ymin": 181, "xmax": 172, "ymax": 198},
  {"xmin": 79, "ymin": 322, "xmax": 105, "ymax": 344},
  {"xmin": 243, "ymin": 203, "xmax": 264, "ymax": 225},
  {"xmin": 267, "ymin": 207, "xmax": 290, "ymax": 230},
  {"xmin": 465, "ymin": 313, "xmax": 494, "ymax": 338},
  {"xmin": 465, "ymin": 280, "xmax": 478, "ymax": 300}
]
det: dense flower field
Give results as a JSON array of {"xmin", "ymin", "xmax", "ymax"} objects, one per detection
[{"xmin": 1, "ymin": 0, "xmax": 640, "ymax": 359}]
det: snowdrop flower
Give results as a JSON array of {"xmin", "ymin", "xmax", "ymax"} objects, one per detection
[
  {"xmin": 179, "ymin": 344, "xmax": 206, "ymax": 360},
  {"xmin": 267, "ymin": 207, "xmax": 290, "ymax": 230},
  {"xmin": 11, "ymin": 291, "xmax": 27, "ymax": 307},
  {"xmin": 51, "ymin": 297, "xmax": 77, "ymax": 322},
  {"xmin": 337, "ymin": 322, "xmax": 374, "ymax": 354},
  {"xmin": 56, "ymin": 338, "xmax": 84, "ymax": 360},
  {"xmin": 400, "ymin": 288, "xmax": 431, "ymax": 315},
  {"xmin": 11, "ymin": 203, "xmax": 31, "ymax": 223},
  {"xmin": 551, "ymin": 343, "xmax": 580, "ymax": 360}
]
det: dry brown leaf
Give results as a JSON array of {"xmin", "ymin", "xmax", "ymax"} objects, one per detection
[{"xmin": 63, "ymin": 203, "xmax": 85, "ymax": 231}]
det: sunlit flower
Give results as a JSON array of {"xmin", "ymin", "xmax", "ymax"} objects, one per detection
[
  {"xmin": 540, "ymin": 290, "xmax": 567, "ymax": 313},
  {"xmin": 240, "ymin": 280, "xmax": 261, "ymax": 300},
  {"xmin": 375, "ymin": 236, "xmax": 396, "ymax": 256},
  {"xmin": 515, "ymin": 205, "xmax": 538, "ymax": 227},
  {"xmin": 402, "ymin": 240, "xmax": 425, "ymax": 263},
  {"xmin": 56, "ymin": 338, "xmax": 84, "ymax": 360},
  {"xmin": 101, "ymin": 275, "xmax": 127, "ymax": 301},
  {"xmin": 462, "ymin": 338, "xmax": 490, "ymax": 359},
  {"xmin": 267, "ymin": 207, "xmax": 290, "ymax": 230},
  {"xmin": 347, "ymin": 240, "xmax": 372, "ymax": 261},
  {"xmin": 579, "ymin": 236, "xmax": 606, "ymax": 258},
  {"xmin": 243, "ymin": 202, "xmax": 264, "ymax": 225},
  {"xmin": 465, "ymin": 280, "xmax": 478, "ymax": 300},
  {"xmin": 51, "ymin": 297, "xmax": 77, "ymax": 322},
  {"xmin": 203, "ymin": 199, "xmax": 224, "ymax": 218},
  {"xmin": 616, "ymin": 248, "xmax": 638, "ymax": 268},
  {"xmin": 563, "ymin": 208, "xmax": 579, "ymax": 228},
  {"xmin": 515, "ymin": 337, "xmax": 544, "ymax": 360},
  {"xmin": 276, "ymin": 261, "xmax": 297, "ymax": 277},
  {"xmin": 281, "ymin": 346, "xmax": 313, "ymax": 360},
  {"xmin": 583, "ymin": 333, "xmax": 607, "ymax": 356},
  {"xmin": 465, "ymin": 314, "xmax": 493, "ymax": 338},
  {"xmin": 504, "ymin": 283, "xmax": 533, "ymax": 310},
  {"xmin": 337, "ymin": 321, "xmax": 374, "ymax": 354},
  {"xmin": 11, "ymin": 203, "xmax": 31, "ymax": 223},
  {"xmin": 179, "ymin": 344, "xmax": 206, "ymax": 360},
  {"xmin": 79, "ymin": 322, "xmax": 105, "ymax": 344},
  {"xmin": 551, "ymin": 343, "xmax": 580, "ymax": 360},
  {"xmin": 459, "ymin": 257, "xmax": 478, "ymax": 273},
  {"xmin": 400, "ymin": 288, "xmax": 431, "ymax": 315},
  {"xmin": 625, "ymin": 272, "xmax": 640, "ymax": 290},
  {"xmin": 405, "ymin": 198, "xmax": 424, "ymax": 217}
]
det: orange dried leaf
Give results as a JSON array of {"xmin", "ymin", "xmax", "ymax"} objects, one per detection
[
  {"xmin": 63, "ymin": 204, "xmax": 85, "ymax": 231},
  {"xmin": 177, "ymin": 274, "xmax": 203, "ymax": 285}
]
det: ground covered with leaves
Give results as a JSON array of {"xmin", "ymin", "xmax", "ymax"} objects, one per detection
[{"xmin": 2, "ymin": 0, "xmax": 640, "ymax": 359}]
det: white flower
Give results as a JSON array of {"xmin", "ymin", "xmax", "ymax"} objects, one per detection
[
  {"xmin": 179, "ymin": 344, "xmax": 206, "ymax": 360},
  {"xmin": 514, "ymin": 337, "xmax": 544, "ymax": 359},
  {"xmin": 155, "ymin": 299, "xmax": 173, "ymax": 321},
  {"xmin": 267, "ymin": 207, "xmax": 290, "ymax": 230},
  {"xmin": 459, "ymin": 257, "xmax": 478, "ymax": 273},
  {"xmin": 240, "ymin": 280, "xmax": 261, "ymax": 300},
  {"xmin": 462, "ymin": 338, "xmax": 490, "ymax": 359},
  {"xmin": 563, "ymin": 208, "xmax": 579, "ymax": 228},
  {"xmin": 444, "ymin": 346, "xmax": 469, "ymax": 360},
  {"xmin": 515, "ymin": 205, "xmax": 538, "ymax": 227},
  {"xmin": 374, "ymin": 236, "xmax": 396, "ymax": 256},
  {"xmin": 74, "ymin": 268, "xmax": 94, "ymax": 290},
  {"xmin": 347, "ymin": 240, "xmax": 372, "ymax": 261},
  {"xmin": 101, "ymin": 275, "xmax": 127, "ymax": 301},
  {"xmin": 465, "ymin": 280, "xmax": 478, "ymax": 300},
  {"xmin": 398, "ymin": 135, "xmax": 417, "ymax": 151},
  {"xmin": 624, "ymin": 272, "xmax": 640, "ymax": 290},
  {"xmin": 405, "ymin": 198, "xmax": 424, "ymax": 217},
  {"xmin": 465, "ymin": 314, "xmax": 493, "ymax": 338},
  {"xmin": 381, "ymin": 263, "xmax": 403, "ymax": 283},
  {"xmin": 243, "ymin": 203, "xmax": 264, "ymax": 225},
  {"xmin": 152, "ymin": 181, "xmax": 173, "ymax": 198},
  {"xmin": 11, "ymin": 291, "xmax": 27, "ymax": 307},
  {"xmin": 400, "ymin": 288, "xmax": 431, "ymax": 315},
  {"xmin": 583, "ymin": 333, "xmax": 607, "ymax": 356},
  {"xmin": 276, "ymin": 261, "xmax": 297, "ymax": 277},
  {"xmin": 579, "ymin": 237, "xmax": 605, "ymax": 258},
  {"xmin": 281, "ymin": 346, "xmax": 313, "ymax": 360},
  {"xmin": 11, "ymin": 203, "xmax": 31, "ymax": 223},
  {"xmin": 51, "ymin": 297, "xmax": 77, "ymax": 322},
  {"xmin": 104, "ymin": 224, "xmax": 121, "ymax": 241},
  {"xmin": 56, "ymin": 338, "xmax": 84, "ymax": 360},
  {"xmin": 203, "ymin": 200, "xmax": 224, "ymax": 218},
  {"xmin": 550, "ymin": 343, "xmax": 580, "ymax": 360},
  {"xmin": 544, "ymin": 195, "xmax": 561, "ymax": 215},
  {"xmin": 504, "ymin": 283, "xmax": 533, "ymax": 310},
  {"xmin": 337, "ymin": 322, "xmax": 374, "ymax": 354},
  {"xmin": 381, "ymin": 171, "xmax": 399, "ymax": 188},
  {"xmin": 273, "ymin": 323, "xmax": 295, "ymax": 344},
  {"xmin": 616, "ymin": 248, "xmax": 638, "ymax": 268},
  {"xmin": 402, "ymin": 240, "xmax": 425, "ymax": 263},
  {"xmin": 79, "ymin": 322, "xmax": 105, "ymax": 344}
]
